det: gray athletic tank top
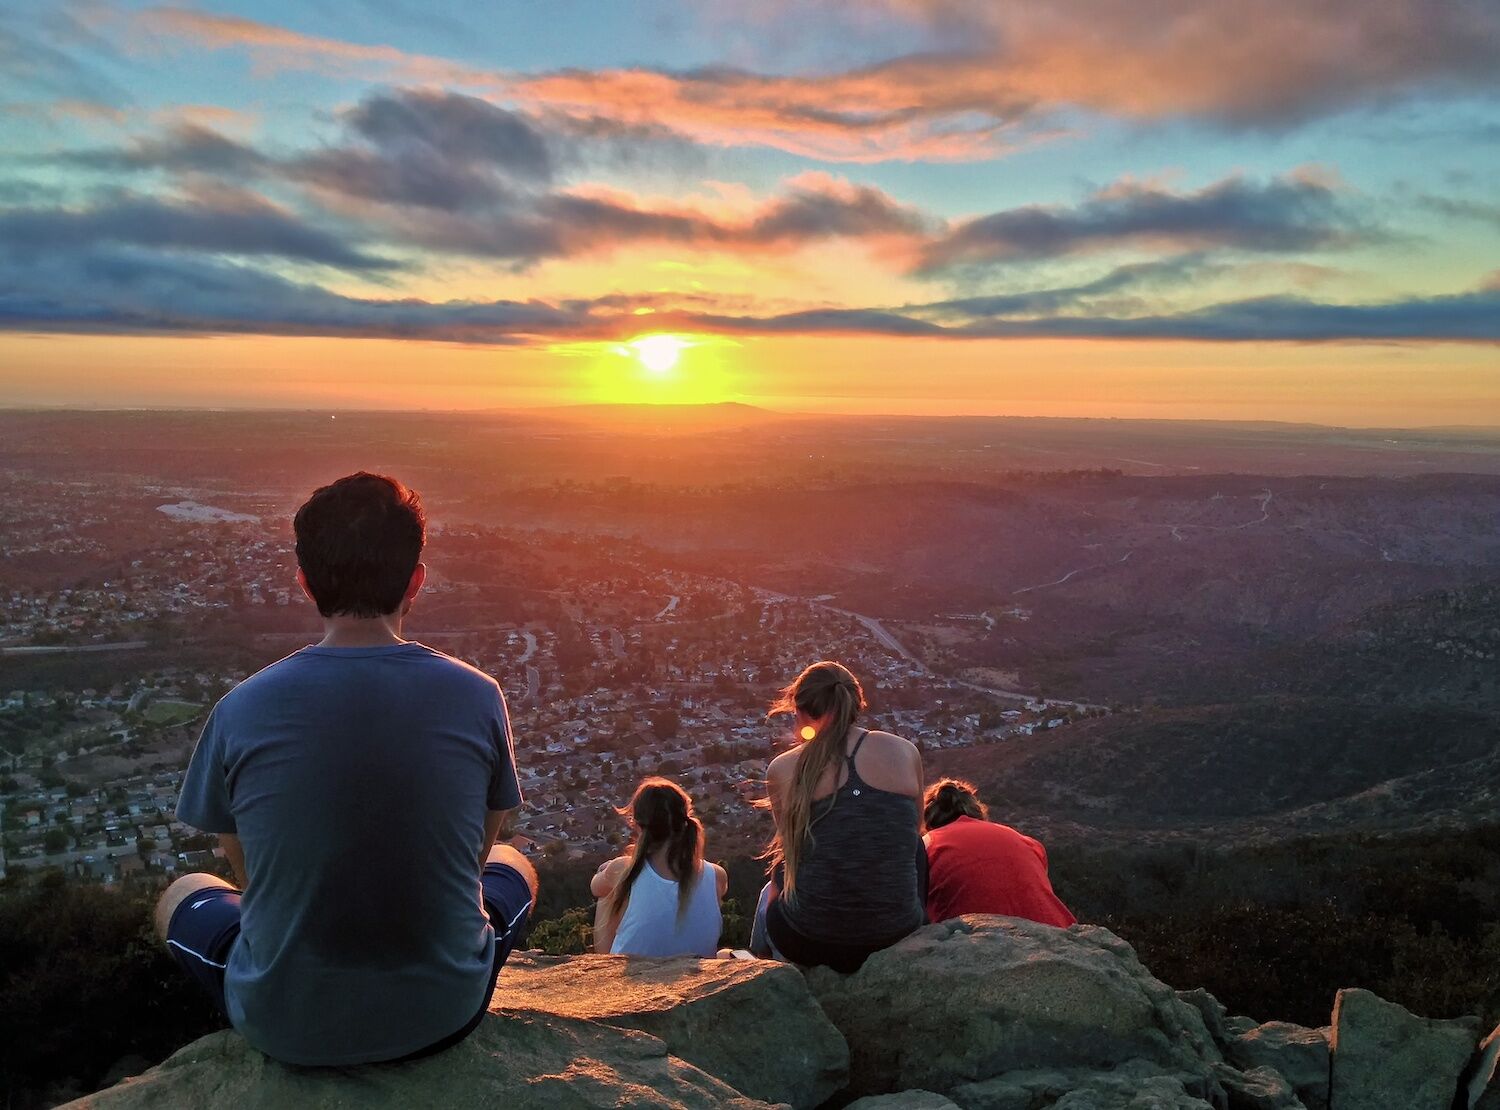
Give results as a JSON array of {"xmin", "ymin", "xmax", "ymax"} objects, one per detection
[{"xmin": 780, "ymin": 730, "xmax": 926, "ymax": 945}]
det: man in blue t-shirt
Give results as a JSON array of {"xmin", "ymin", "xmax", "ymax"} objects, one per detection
[{"xmin": 154, "ymin": 472, "xmax": 536, "ymax": 1065}]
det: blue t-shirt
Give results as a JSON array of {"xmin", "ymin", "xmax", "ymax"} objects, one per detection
[{"xmin": 177, "ymin": 642, "xmax": 523, "ymax": 1065}]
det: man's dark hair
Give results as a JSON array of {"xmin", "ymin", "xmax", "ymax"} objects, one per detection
[{"xmin": 294, "ymin": 473, "xmax": 425, "ymax": 618}]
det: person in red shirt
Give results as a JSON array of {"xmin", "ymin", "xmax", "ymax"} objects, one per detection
[{"xmin": 922, "ymin": 778, "xmax": 1076, "ymax": 928}]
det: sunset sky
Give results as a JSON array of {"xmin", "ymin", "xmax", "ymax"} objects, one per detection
[{"xmin": 2, "ymin": 1, "xmax": 1498, "ymax": 422}]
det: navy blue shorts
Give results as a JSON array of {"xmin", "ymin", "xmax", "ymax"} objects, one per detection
[{"xmin": 165, "ymin": 861, "xmax": 534, "ymax": 1061}]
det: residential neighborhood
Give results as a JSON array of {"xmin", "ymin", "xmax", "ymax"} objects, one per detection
[{"xmin": 1, "ymin": 482, "xmax": 1098, "ymax": 887}]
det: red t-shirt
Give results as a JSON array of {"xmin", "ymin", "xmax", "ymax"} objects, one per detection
[{"xmin": 924, "ymin": 816, "xmax": 1076, "ymax": 928}]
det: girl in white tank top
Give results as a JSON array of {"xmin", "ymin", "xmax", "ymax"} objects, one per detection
[{"xmin": 591, "ymin": 777, "xmax": 725, "ymax": 957}]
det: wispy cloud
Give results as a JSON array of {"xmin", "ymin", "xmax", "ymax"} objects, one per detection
[
  {"xmin": 912, "ymin": 255, "xmax": 1226, "ymax": 317},
  {"xmin": 127, "ymin": 6, "xmax": 480, "ymax": 83},
  {"xmin": 0, "ymin": 10, "xmax": 132, "ymax": 105},
  {"xmin": 342, "ymin": 90, "xmax": 554, "ymax": 183},
  {"xmin": 0, "ymin": 246, "xmax": 608, "ymax": 341},
  {"xmin": 686, "ymin": 286, "xmax": 1500, "ymax": 342},
  {"xmin": 48, "ymin": 106, "xmax": 1357, "ymax": 273},
  {"xmin": 114, "ymin": 0, "xmax": 1500, "ymax": 166},
  {"xmin": 913, "ymin": 173, "xmax": 1366, "ymax": 273},
  {"xmin": 1419, "ymin": 194, "xmax": 1500, "ymax": 229},
  {"xmin": 825, "ymin": 0, "xmax": 1500, "ymax": 125},
  {"xmin": 3, "ymin": 237, "xmax": 1496, "ymax": 344},
  {"xmin": 45, "ymin": 101, "xmax": 932, "ymax": 265},
  {"xmin": 0, "ymin": 189, "xmax": 392, "ymax": 271},
  {"xmin": 54, "ymin": 123, "xmax": 270, "ymax": 176}
]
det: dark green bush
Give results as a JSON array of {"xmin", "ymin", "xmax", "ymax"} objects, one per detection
[{"xmin": 0, "ymin": 877, "xmax": 225, "ymax": 1110}]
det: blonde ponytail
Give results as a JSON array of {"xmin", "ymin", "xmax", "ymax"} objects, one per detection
[{"xmin": 761, "ymin": 661, "xmax": 867, "ymax": 899}]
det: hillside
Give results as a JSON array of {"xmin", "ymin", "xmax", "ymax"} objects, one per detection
[
  {"xmin": 1212, "ymin": 580, "xmax": 1500, "ymax": 712},
  {"xmin": 929, "ymin": 699, "xmax": 1500, "ymax": 842}
]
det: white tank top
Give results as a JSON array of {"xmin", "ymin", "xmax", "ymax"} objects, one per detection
[{"xmin": 609, "ymin": 860, "xmax": 722, "ymax": 957}]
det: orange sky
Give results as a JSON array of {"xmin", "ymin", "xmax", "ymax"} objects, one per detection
[
  {"xmin": 3, "ymin": 2, "xmax": 1499, "ymax": 424},
  {"xmin": 4, "ymin": 332, "xmax": 1496, "ymax": 426}
]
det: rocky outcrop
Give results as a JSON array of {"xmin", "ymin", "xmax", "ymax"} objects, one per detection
[
  {"xmin": 491, "ymin": 951, "xmax": 847, "ymax": 1108},
  {"xmin": 61, "ymin": 1016, "xmax": 775, "ymax": 1109},
  {"xmin": 1211, "ymin": 1062, "xmax": 1304, "ymax": 1110},
  {"xmin": 846, "ymin": 1094, "xmax": 962, "ymax": 1110},
  {"xmin": 1223, "ymin": 1022, "xmax": 1328, "ymax": 1110},
  {"xmin": 949, "ymin": 1059, "xmax": 1221, "ymax": 1109},
  {"xmin": 808, "ymin": 917, "xmax": 1222, "ymax": 1101},
  {"xmin": 62, "ymin": 915, "xmax": 1498, "ymax": 1110},
  {"xmin": 1328, "ymin": 988, "xmax": 1478, "ymax": 1110},
  {"xmin": 1177, "ymin": 989, "xmax": 1233, "ymax": 1047}
]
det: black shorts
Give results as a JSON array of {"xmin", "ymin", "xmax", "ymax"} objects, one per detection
[
  {"xmin": 763, "ymin": 893, "xmax": 913, "ymax": 974},
  {"xmin": 760, "ymin": 845, "xmax": 928, "ymax": 974},
  {"xmin": 165, "ymin": 861, "xmax": 534, "ymax": 1063}
]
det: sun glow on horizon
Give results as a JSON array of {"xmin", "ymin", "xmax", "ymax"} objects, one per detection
[
  {"xmin": 624, "ymin": 334, "xmax": 688, "ymax": 376},
  {"xmin": 549, "ymin": 331, "xmax": 741, "ymax": 405}
]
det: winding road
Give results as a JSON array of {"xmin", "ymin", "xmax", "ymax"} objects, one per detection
[
  {"xmin": 753, "ymin": 589, "xmax": 1105, "ymax": 712},
  {"xmin": 1013, "ymin": 550, "xmax": 1133, "ymax": 596},
  {"xmin": 1016, "ymin": 488, "xmax": 1273, "ymax": 591}
]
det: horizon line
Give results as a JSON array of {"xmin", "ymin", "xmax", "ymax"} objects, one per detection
[{"xmin": 4, "ymin": 402, "xmax": 1500, "ymax": 436}]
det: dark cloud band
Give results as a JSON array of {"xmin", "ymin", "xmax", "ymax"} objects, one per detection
[{"xmin": 1, "ymin": 244, "xmax": 1495, "ymax": 344}]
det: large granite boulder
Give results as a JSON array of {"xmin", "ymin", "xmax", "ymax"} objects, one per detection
[
  {"xmin": 950, "ymin": 1059, "xmax": 1221, "ymax": 1109},
  {"xmin": 807, "ymin": 916, "xmax": 1222, "ymax": 1100},
  {"xmin": 1467, "ymin": 1023, "xmax": 1500, "ymax": 1110},
  {"xmin": 60, "ymin": 920, "xmax": 1491, "ymax": 1110},
  {"xmin": 1177, "ymin": 990, "xmax": 1233, "ymax": 1049},
  {"xmin": 1328, "ymin": 988, "xmax": 1478, "ymax": 1110},
  {"xmin": 492, "ymin": 952, "xmax": 847, "ymax": 1107},
  {"xmin": 1212, "ymin": 1063, "xmax": 1305, "ymax": 1110},
  {"xmin": 1047, "ymin": 1074, "xmax": 1213, "ymax": 1110},
  {"xmin": 846, "ymin": 1094, "xmax": 962, "ymax": 1109},
  {"xmin": 1223, "ymin": 1022, "xmax": 1328, "ymax": 1110},
  {"xmin": 58, "ymin": 1016, "xmax": 774, "ymax": 1109}
]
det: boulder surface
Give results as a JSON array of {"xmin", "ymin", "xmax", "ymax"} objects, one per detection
[
  {"xmin": 492, "ymin": 951, "xmax": 847, "ymax": 1107},
  {"xmin": 950, "ymin": 1059, "xmax": 1221, "ymax": 1110},
  {"xmin": 1212, "ymin": 1062, "xmax": 1305, "ymax": 1110},
  {"xmin": 1177, "ymin": 989, "xmax": 1232, "ymax": 1049},
  {"xmin": 1223, "ymin": 1022, "xmax": 1327, "ymax": 1110},
  {"xmin": 808, "ymin": 916, "xmax": 1222, "ymax": 1099},
  {"xmin": 61, "ymin": 919, "xmax": 1494, "ymax": 1110},
  {"xmin": 58, "ymin": 1016, "xmax": 775, "ymax": 1110},
  {"xmin": 1328, "ymin": 987, "xmax": 1478, "ymax": 1110},
  {"xmin": 845, "ymin": 1093, "xmax": 962, "ymax": 1110}
]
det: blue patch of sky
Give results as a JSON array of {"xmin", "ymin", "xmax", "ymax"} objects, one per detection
[
  {"xmin": 10, "ymin": 0, "xmax": 1497, "ymax": 306},
  {"xmin": 186, "ymin": 0, "xmax": 733, "ymax": 74}
]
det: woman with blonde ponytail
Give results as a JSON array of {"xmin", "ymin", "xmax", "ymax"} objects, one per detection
[
  {"xmin": 750, "ymin": 661, "xmax": 927, "ymax": 972},
  {"xmin": 591, "ymin": 777, "xmax": 726, "ymax": 956}
]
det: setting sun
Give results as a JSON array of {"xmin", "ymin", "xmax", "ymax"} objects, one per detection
[
  {"xmin": 627, "ymin": 335, "xmax": 688, "ymax": 376},
  {"xmin": 558, "ymin": 332, "xmax": 740, "ymax": 405}
]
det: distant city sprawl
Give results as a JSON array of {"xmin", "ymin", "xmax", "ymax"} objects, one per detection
[{"xmin": 0, "ymin": 479, "xmax": 1094, "ymax": 888}]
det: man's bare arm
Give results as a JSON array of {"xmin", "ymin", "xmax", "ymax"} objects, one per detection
[
  {"xmin": 480, "ymin": 806, "xmax": 521, "ymax": 869},
  {"xmin": 219, "ymin": 833, "xmax": 248, "ymax": 889}
]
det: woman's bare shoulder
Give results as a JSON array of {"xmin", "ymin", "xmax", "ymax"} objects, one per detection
[
  {"xmin": 767, "ymin": 747, "xmax": 799, "ymax": 779},
  {"xmin": 866, "ymin": 728, "xmax": 919, "ymax": 755}
]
